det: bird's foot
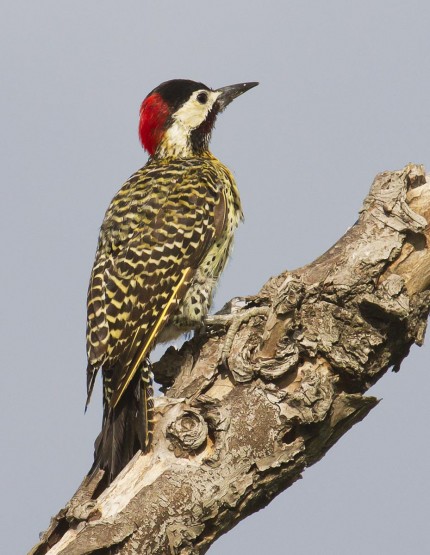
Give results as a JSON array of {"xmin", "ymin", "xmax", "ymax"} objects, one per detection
[{"xmin": 204, "ymin": 299, "xmax": 270, "ymax": 368}]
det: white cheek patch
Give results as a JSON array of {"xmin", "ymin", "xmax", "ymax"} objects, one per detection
[
  {"xmin": 161, "ymin": 90, "xmax": 221, "ymax": 156},
  {"xmin": 173, "ymin": 90, "xmax": 220, "ymax": 130}
]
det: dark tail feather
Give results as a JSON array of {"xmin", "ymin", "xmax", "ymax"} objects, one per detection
[
  {"xmin": 85, "ymin": 363, "xmax": 98, "ymax": 413},
  {"xmin": 89, "ymin": 362, "xmax": 154, "ymax": 485}
]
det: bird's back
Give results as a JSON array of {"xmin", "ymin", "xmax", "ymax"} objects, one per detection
[
  {"xmin": 86, "ymin": 154, "xmax": 241, "ymax": 481},
  {"xmin": 87, "ymin": 153, "xmax": 241, "ymax": 373}
]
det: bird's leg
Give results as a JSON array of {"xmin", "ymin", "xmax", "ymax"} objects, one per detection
[{"xmin": 204, "ymin": 298, "xmax": 270, "ymax": 368}]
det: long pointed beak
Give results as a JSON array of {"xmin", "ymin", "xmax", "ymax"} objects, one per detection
[{"xmin": 215, "ymin": 81, "xmax": 259, "ymax": 111}]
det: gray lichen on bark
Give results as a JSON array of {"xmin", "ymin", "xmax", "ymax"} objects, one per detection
[{"xmin": 30, "ymin": 165, "xmax": 430, "ymax": 555}]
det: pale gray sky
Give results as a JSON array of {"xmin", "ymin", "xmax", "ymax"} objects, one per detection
[{"xmin": 2, "ymin": 2, "xmax": 430, "ymax": 554}]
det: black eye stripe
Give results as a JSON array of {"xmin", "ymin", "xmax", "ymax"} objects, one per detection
[{"xmin": 197, "ymin": 92, "xmax": 208, "ymax": 104}]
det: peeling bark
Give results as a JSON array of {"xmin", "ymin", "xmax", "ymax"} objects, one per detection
[{"xmin": 29, "ymin": 165, "xmax": 430, "ymax": 555}]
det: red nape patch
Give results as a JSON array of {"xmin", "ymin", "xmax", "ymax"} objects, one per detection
[{"xmin": 139, "ymin": 93, "xmax": 170, "ymax": 155}]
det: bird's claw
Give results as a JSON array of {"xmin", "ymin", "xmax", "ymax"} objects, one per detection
[{"xmin": 205, "ymin": 305, "xmax": 270, "ymax": 369}]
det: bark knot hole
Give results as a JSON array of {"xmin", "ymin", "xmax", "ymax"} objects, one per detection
[{"xmin": 167, "ymin": 408, "xmax": 208, "ymax": 455}]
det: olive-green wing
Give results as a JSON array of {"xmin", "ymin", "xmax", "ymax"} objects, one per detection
[{"xmin": 87, "ymin": 175, "xmax": 225, "ymax": 408}]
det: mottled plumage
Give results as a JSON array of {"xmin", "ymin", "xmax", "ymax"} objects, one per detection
[{"xmin": 86, "ymin": 79, "xmax": 256, "ymax": 483}]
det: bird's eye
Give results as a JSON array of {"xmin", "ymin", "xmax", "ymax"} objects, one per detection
[{"xmin": 197, "ymin": 92, "xmax": 208, "ymax": 104}]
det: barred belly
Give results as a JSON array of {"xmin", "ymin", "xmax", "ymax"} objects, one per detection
[{"xmin": 159, "ymin": 234, "xmax": 234, "ymax": 342}]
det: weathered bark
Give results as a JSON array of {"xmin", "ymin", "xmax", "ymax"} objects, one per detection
[{"xmin": 29, "ymin": 164, "xmax": 430, "ymax": 555}]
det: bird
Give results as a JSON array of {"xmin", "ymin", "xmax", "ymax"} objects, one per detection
[{"xmin": 86, "ymin": 78, "xmax": 258, "ymax": 484}]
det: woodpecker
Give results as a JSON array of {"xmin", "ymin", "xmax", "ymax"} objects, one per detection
[{"xmin": 86, "ymin": 79, "xmax": 258, "ymax": 483}]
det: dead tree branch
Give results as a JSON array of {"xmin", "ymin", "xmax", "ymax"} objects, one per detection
[{"xmin": 30, "ymin": 164, "xmax": 430, "ymax": 555}]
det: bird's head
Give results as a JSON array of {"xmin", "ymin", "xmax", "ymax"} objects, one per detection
[{"xmin": 139, "ymin": 79, "xmax": 258, "ymax": 159}]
